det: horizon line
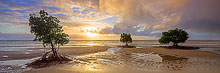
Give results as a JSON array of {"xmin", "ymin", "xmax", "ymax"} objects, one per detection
[{"xmin": 0, "ymin": 40, "xmax": 220, "ymax": 41}]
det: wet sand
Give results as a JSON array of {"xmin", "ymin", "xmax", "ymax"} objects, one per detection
[
  {"xmin": 121, "ymin": 47, "xmax": 220, "ymax": 59},
  {"xmin": 59, "ymin": 46, "xmax": 110, "ymax": 55},
  {"xmin": 0, "ymin": 46, "xmax": 109, "ymax": 61},
  {"xmin": 23, "ymin": 46, "xmax": 220, "ymax": 73},
  {"xmin": 0, "ymin": 46, "xmax": 109, "ymax": 73},
  {"xmin": 0, "ymin": 51, "xmax": 44, "ymax": 61}
]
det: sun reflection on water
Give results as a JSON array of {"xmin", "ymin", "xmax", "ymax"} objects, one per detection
[
  {"xmin": 86, "ymin": 43, "xmax": 104, "ymax": 46},
  {"xmin": 87, "ymin": 43, "xmax": 96, "ymax": 46},
  {"xmin": 86, "ymin": 64, "xmax": 102, "ymax": 71}
]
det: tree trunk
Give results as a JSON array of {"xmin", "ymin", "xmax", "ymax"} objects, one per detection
[
  {"xmin": 51, "ymin": 42, "xmax": 59, "ymax": 60},
  {"xmin": 173, "ymin": 43, "xmax": 178, "ymax": 46},
  {"xmin": 125, "ymin": 43, "xmax": 128, "ymax": 47},
  {"xmin": 57, "ymin": 44, "xmax": 60, "ymax": 51},
  {"xmin": 27, "ymin": 43, "xmax": 72, "ymax": 68}
]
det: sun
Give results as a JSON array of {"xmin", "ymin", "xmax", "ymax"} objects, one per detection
[{"xmin": 86, "ymin": 32, "xmax": 98, "ymax": 37}]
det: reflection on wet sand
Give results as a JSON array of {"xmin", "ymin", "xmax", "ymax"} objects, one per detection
[
  {"xmin": 23, "ymin": 47, "xmax": 220, "ymax": 73},
  {"xmin": 55, "ymin": 47, "xmax": 191, "ymax": 72}
]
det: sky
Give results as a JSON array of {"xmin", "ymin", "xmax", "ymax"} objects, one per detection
[{"xmin": 0, "ymin": 0, "xmax": 220, "ymax": 40}]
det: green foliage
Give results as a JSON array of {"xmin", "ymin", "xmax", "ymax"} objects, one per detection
[
  {"xmin": 28, "ymin": 10, "xmax": 69, "ymax": 47},
  {"xmin": 159, "ymin": 28, "xmax": 189, "ymax": 46},
  {"xmin": 120, "ymin": 33, "xmax": 132, "ymax": 45}
]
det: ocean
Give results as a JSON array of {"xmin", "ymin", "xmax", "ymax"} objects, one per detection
[
  {"xmin": 0, "ymin": 40, "xmax": 220, "ymax": 51},
  {"xmin": 0, "ymin": 40, "xmax": 220, "ymax": 56}
]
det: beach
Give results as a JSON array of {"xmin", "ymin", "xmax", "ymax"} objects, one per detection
[
  {"xmin": 1, "ymin": 0, "xmax": 220, "ymax": 72},
  {"xmin": 0, "ymin": 46, "xmax": 109, "ymax": 73},
  {"xmin": 0, "ymin": 40, "xmax": 220, "ymax": 73},
  {"xmin": 23, "ymin": 46, "xmax": 220, "ymax": 73},
  {"xmin": 0, "ymin": 46, "xmax": 109, "ymax": 61}
]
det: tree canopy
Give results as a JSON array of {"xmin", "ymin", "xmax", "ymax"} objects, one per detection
[
  {"xmin": 28, "ymin": 10, "xmax": 71, "ymax": 65},
  {"xmin": 159, "ymin": 28, "xmax": 189, "ymax": 46},
  {"xmin": 120, "ymin": 33, "xmax": 132, "ymax": 46},
  {"xmin": 29, "ymin": 10, "xmax": 69, "ymax": 47}
]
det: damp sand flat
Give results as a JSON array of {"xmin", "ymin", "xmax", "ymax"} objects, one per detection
[
  {"xmin": 0, "ymin": 46, "xmax": 109, "ymax": 61},
  {"xmin": 24, "ymin": 47, "xmax": 220, "ymax": 73},
  {"xmin": 121, "ymin": 47, "xmax": 220, "ymax": 59},
  {"xmin": 0, "ymin": 46, "xmax": 109, "ymax": 73}
]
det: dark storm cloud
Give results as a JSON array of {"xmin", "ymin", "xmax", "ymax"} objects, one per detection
[
  {"xmin": 178, "ymin": 0, "xmax": 220, "ymax": 33},
  {"xmin": 99, "ymin": 0, "xmax": 220, "ymax": 39}
]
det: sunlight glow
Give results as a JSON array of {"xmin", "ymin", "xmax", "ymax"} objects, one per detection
[
  {"xmin": 87, "ymin": 43, "xmax": 96, "ymax": 46},
  {"xmin": 86, "ymin": 32, "xmax": 98, "ymax": 37},
  {"xmin": 83, "ymin": 27, "xmax": 98, "ymax": 32},
  {"xmin": 87, "ymin": 65, "xmax": 99, "ymax": 71}
]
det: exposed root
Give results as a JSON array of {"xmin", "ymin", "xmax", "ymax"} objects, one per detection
[
  {"xmin": 119, "ymin": 45, "xmax": 136, "ymax": 48},
  {"xmin": 27, "ymin": 52, "xmax": 72, "ymax": 68},
  {"xmin": 160, "ymin": 46, "xmax": 200, "ymax": 50}
]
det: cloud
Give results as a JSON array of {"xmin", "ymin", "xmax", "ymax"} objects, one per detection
[
  {"xmin": 0, "ymin": 0, "xmax": 109, "ymax": 33},
  {"xmin": 99, "ymin": 0, "xmax": 220, "ymax": 39},
  {"xmin": 0, "ymin": 33, "xmax": 34, "ymax": 40},
  {"xmin": 0, "ymin": 0, "xmax": 219, "ymax": 40},
  {"xmin": 178, "ymin": 0, "xmax": 220, "ymax": 33},
  {"xmin": 43, "ymin": 0, "xmax": 100, "ymax": 16},
  {"xmin": 99, "ymin": 0, "xmax": 187, "ymax": 36}
]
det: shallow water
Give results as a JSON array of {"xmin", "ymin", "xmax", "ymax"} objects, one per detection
[
  {"xmin": 1, "ymin": 40, "xmax": 220, "ymax": 51},
  {"xmin": 55, "ymin": 47, "xmax": 191, "ymax": 72},
  {"xmin": 199, "ymin": 48, "xmax": 220, "ymax": 54},
  {"xmin": 49, "ymin": 47, "xmax": 220, "ymax": 73},
  {"xmin": 0, "ymin": 57, "xmax": 40, "ymax": 73}
]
